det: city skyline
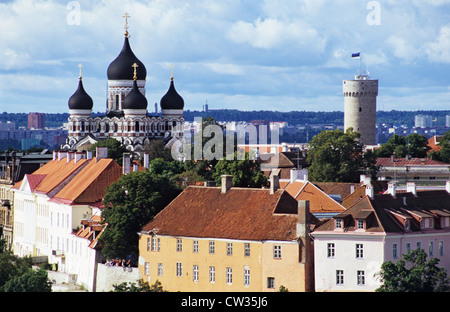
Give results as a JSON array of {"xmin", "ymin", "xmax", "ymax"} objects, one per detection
[{"xmin": 1, "ymin": 0, "xmax": 450, "ymax": 114}]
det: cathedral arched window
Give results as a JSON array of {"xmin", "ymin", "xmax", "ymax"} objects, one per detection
[
  {"xmin": 135, "ymin": 121, "xmax": 140, "ymax": 132},
  {"xmin": 114, "ymin": 123, "xmax": 118, "ymax": 133},
  {"xmin": 105, "ymin": 123, "xmax": 110, "ymax": 133},
  {"xmin": 115, "ymin": 94, "xmax": 120, "ymax": 110}
]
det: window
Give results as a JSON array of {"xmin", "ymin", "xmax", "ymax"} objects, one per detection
[
  {"xmin": 244, "ymin": 243, "xmax": 251, "ymax": 257},
  {"xmin": 356, "ymin": 244, "xmax": 364, "ymax": 259},
  {"xmin": 193, "ymin": 240, "xmax": 198, "ymax": 253},
  {"xmin": 335, "ymin": 219, "xmax": 342, "ymax": 229},
  {"xmin": 327, "ymin": 243, "xmax": 335, "ymax": 258},
  {"xmin": 158, "ymin": 263, "xmax": 163, "ymax": 276},
  {"xmin": 244, "ymin": 267, "xmax": 251, "ymax": 286},
  {"xmin": 267, "ymin": 277, "xmax": 275, "ymax": 289},
  {"xmin": 273, "ymin": 245, "xmax": 282, "ymax": 259},
  {"xmin": 209, "ymin": 266, "xmax": 215, "ymax": 283},
  {"xmin": 439, "ymin": 241, "xmax": 444, "ymax": 257},
  {"xmin": 147, "ymin": 238, "xmax": 150, "ymax": 251},
  {"xmin": 176, "ymin": 263, "xmax": 183, "ymax": 277},
  {"xmin": 226, "ymin": 267, "xmax": 232, "ymax": 284},
  {"xmin": 336, "ymin": 270, "xmax": 344, "ymax": 286},
  {"xmin": 227, "ymin": 242, "xmax": 233, "ymax": 255},
  {"xmin": 357, "ymin": 219, "xmax": 364, "ymax": 230},
  {"xmin": 429, "ymin": 241, "xmax": 434, "ymax": 257},
  {"xmin": 177, "ymin": 239, "xmax": 182, "ymax": 252},
  {"xmin": 417, "ymin": 241, "xmax": 422, "ymax": 250},
  {"xmin": 144, "ymin": 262, "xmax": 150, "ymax": 275},
  {"xmin": 406, "ymin": 242, "xmax": 411, "ymax": 253},
  {"xmin": 357, "ymin": 270, "xmax": 365, "ymax": 286},
  {"xmin": 193, "ymin": 265, "xmax": 199, "ymax": 282},
  {"xmin": 209, "ymin": 241, "xmax": 215, "ymax": 254},
  {"xmin": 151, "ymin": 236, "xmax": 157, "ymax": 251},
  {"xmin": 393, "ymin": 243, "xmax": 398, "ymax": 259}
]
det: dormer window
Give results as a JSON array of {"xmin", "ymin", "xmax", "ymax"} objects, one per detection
[
  {"xmin": 335, "ymin": 218, "xmax": 343, "ymax": 230},
  {"xmin": 357, "ymin": 219, "xmax": 365, "ymax": 230}
]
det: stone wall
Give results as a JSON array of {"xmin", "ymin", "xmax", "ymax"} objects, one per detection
[{"xmin": 95, "ymin": 263, "xmax": 141, "ymax": 292}]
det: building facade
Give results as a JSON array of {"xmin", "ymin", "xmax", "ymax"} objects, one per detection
[
  {"xmin": 138, "ymin": 175, "xmax": 316, "ymax": 292},
  {"xmin": 343, "ymin": 74, "xmax": 378, "ymax": 145},
  {"xmin": 63, "ymin": 18, "xmax": 185, "ymax": 153},
  {"xmin": 312, "ymin": 187, "xmax": 450, "ymax": 291}
]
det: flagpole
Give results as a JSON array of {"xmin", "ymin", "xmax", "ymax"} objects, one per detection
[{"xmin": 360, "ymin": 51, "xmax": 362, "ymax": 76}]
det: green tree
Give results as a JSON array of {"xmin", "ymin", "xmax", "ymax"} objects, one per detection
[
  {"xmin": 112, "ymin": 279, "xmax": 166, "ymax": 292},
  {"xmin": 376, "ymin": 248, "xmax": 448, "ymax": 292},
  {"xmin": 212, "ymin": 151, "xmax": 267, "ymax": 188},
  {"xmin": 2, "ymin": 267, "xmax": 52, "ymax": 292},
  {"xmin": 100, "ymin": 170, "xmax": 182, "ymax": 260},
  {"xmin": 429, "ymin": 130, "xmax": 450, "ymax": 163},
  {"xmin": 306, "ymin": 129, "xmax": 376, "ymax": 182},
  {"xmin": 377, "ymin": 134, "xmax": 430, "ymax": 158},
  {"xmin": 89, "ymin": 138, "xmax": 128, "ymax": 164},
  {"xmin": 144, "ymin": 139, "xmax": 172, "ymax": 162}
]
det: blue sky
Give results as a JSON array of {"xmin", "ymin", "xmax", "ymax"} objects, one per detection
[{"xmin": 1, "ymin": 0, "xmax": 450, "ymax": 114}]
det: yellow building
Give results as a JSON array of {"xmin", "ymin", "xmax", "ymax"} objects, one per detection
[{"xmin": 138, "ymin": 175, "xmax": 317, "ymax": 292}]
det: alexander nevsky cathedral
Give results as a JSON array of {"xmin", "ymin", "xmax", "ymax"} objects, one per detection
[{"xmin": 62, "ymin": 14, "xmax": 185, "ymax": 153}]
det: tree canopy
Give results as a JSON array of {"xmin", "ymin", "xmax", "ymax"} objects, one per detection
[
  {"xmin": 376, "ymin": 133, "xmax": 430, "ymax": 158},
  {"xmin": 306, "ymin": 128, "xmax": 377, "ymax": 182},
  {"xmin": 376, "ymin": 248, "xmax": 448, "ymax": 292},
  {"xmin": 100, "ymin": 168, "xmax": 182, "ymax": 260}
]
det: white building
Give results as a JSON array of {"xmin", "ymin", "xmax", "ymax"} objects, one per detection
[
  {"xmin": 12, "ymin": 149, "xmax": 122, "ymax": 291},
  {"xmin": 311, "ymin": 183, "xmax": 450, "ymax": 291}
]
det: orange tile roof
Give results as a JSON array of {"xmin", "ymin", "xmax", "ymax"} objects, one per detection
[
  {"xmin": 52, "ymin": 158, "xmax": 122, "ymax": 204},
  {"xmin": 141, "ymin": 186, "xmax": 314, "ymax": 241},
  {"xmin": 280, "ymin": 180, "xmax": 346, "ymax": 214},
  {"xmin": 376, "ymin": 157, "xmax": 448, "ymax": 167}
]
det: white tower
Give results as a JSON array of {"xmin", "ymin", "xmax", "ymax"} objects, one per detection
[{"xmin": 343, "ymin": 73, "xmax": 378, "ymax": 145}]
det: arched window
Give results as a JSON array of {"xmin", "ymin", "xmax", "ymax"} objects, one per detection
[
  {"xmin": 115, "ymin": 94, "xmax": 120, "ymax": 110},
  {"xmin": 135, "ymin": 121, "xmax": 139, "ymax": 132}
]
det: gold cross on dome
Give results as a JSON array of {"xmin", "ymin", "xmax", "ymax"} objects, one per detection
[
  {"xmin": 123, "ymin": 12, "xmax": 131, "ymax": 36},
  {"xmin": 132, "ymin": 62, "xmax": 138, "ymax": 80},
  {"xmin": 78, "ymin": 63, "xmax": 83, "ymax": 79}
]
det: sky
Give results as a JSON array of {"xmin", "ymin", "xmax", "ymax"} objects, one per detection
[{"xmin": 1, "ymin": 0, "xmax": 450, "ymax": 114}]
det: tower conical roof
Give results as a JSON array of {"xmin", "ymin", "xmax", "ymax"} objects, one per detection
[
  {"xmin": 68, "ymin": 78, "xmax": 93, "ymax": 110},
  {"xmin": 107, "ymin": 36, "xmax": 146, "ymax": 81},
  {"xmin": 160, "ymin": 78, "xmax": 184, "ymax": 110}
]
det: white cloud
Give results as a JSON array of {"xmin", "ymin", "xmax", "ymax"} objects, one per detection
[{"xmin": 425, "ymin": 24, "xmax": 450, "ymax": 63}]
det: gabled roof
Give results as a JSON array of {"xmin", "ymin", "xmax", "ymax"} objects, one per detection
[
  {"xmin": 51, "ymin": 158, "xmax": 122, "ymax": 205},
  {"xmin": 141, "ymin": 186, "xmax": 316, "ymax": 242},
  {"xmin": 314, "ymin": 190, "xmax": 450, "ymax": 234},
  {"xmin": 13, "ymin": 156, "xmax": 122, "ymax": 205},
  {"xmin": 377, "ymin": 157, "xmax": 448, "ymax": 167},
  {"xmin": 279, "ymin": 180, "xmax": 346, "ymax": 214}
]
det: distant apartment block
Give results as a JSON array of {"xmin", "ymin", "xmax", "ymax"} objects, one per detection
[
  {"xmin": 415, "ymin": 114, "xmax": 433, "ymax": 128},
  {"xmin": 28, "ymin": 112, "xmax": 46, "ymax": 129}
]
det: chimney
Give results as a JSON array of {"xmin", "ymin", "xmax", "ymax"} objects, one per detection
[
  {"xmin": 144, "ymin": 153, "xmax": 150, "ymax": 169},
  {"xmin": 365, "ymin": 184, "xmax": 374, "ymax": 198},
  {"xmin": 270, "ymin": 174, "xmax": 280, "ymax": 194},
  {"xmin": 53, "ymin": 150, "xmax": 58, "ymax": 161},
  {"xmin": 58, "ymin": 151, "xmax": 67, "ymax": 161},
  {"xmin": 290, "ymin": 169, "xmax": 299, "ymax": 183},
  {"xmin": 86, "ymin": 150, "xmax": 93, "ymax": 160},
  {"xmin": 407, "ymin": 182, "xmax": 417, "ymax": 195},
  {"xmin": 387, "ymin": 183, "xmax": 396, "ymax": 197},
  {"xmin": 74, "ymin": 152, "xmax": 83, "ymax": 164},
  {"xmin": 123, "ymin": 153, "xmax": 131, "ymax": 175},
  {"xmin": 221, "ymin": 175, "xmax": 232, "ymax": 194},
  {"xmin": 96, "ymin": 146, "xmax": 108, "ymax": 161},
  {"xmin": 67, "ymin": 151, "xmax": 74, "ymax": 163},
  {"xmin": 360, "ymin": 174, "xmax": 371, "ymax": 186}
]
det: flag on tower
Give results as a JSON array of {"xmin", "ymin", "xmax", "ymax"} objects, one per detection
[{"xmin": 352, "ymin": 52, "xmax": 361, "ymax": 58}]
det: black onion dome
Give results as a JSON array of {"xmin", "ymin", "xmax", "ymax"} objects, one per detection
[
  {"xmin": 107, "ymin": 37, "xmax": 147, "ymax": 80},
  {"xmin": 160, "ymin": 79, "xmax": 184, "ymax": 110},
  {"xmin": 123, "ymin": 80, "xmax": 148, "ymax": 110},
  {"xmin": 68, "ymin": 79, "xmax": 93, "ymax": 110}
]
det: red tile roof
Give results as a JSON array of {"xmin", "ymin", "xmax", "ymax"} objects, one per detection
[
  {"xmin": 376, "ymin": 157, "xmax": 448, "ymax": 167},
  {"xmin": 141, "ymin": 186, "xmax": 316, "ymax": 241}
]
